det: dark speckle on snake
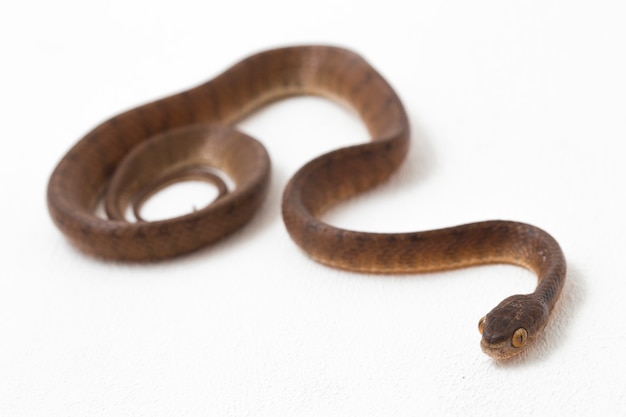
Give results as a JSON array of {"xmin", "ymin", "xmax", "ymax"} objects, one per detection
[{"xmin": 47, "ymin": 45, "xmax": 566, "ymax": 359}]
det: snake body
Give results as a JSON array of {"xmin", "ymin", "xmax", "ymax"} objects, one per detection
[{"xmin": 47, "ymin": 46, "xmax": 566, "ymax": 359}]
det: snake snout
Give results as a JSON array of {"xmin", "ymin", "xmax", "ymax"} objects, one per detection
[{"xmin": 479, "ymin": 294, "xmax": 550, "ymax": 359}]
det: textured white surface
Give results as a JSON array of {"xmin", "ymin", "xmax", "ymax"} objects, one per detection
[{"xmin": 2, "ymin": 1, "xmax": 625, "ymax": 415}]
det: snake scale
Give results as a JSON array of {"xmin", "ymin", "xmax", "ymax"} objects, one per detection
[{"xmin": 47, "ymin": 45, "xmax": 566, "ymax": 359}]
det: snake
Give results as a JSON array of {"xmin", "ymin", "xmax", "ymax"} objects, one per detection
[{"xmin": 47, "ymin": 45, "xmax": 566, "ymax": 360}]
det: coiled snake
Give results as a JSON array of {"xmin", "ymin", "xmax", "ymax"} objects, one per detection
[{"xmin": 47, "ymin": 46, "xmax": 566, "ymax": 359}]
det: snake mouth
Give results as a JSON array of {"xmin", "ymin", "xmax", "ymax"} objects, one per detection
[{"xmin": 480, "ymin": 339, "xmax": 523, "ymax": 360}]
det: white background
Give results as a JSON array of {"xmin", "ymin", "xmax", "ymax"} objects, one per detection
[{"xmin": 2, "ymin": 1, "xmax": 625, "ymax": 415}]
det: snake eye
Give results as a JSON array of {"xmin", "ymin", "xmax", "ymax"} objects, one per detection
[
  {"xmin": 478, "ymin": 317, "xmax": 486, "ymax": 334},
  {"xmin": 511, "ymin": 328, "xmax": 528, "ymax": 348}
]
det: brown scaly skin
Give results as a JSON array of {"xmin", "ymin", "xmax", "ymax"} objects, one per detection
[{"xmin": 47, "ymin": 46, "xmax": 566, "ymax": 359}]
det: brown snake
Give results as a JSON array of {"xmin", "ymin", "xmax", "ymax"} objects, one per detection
[{"xmin": 47, "ymin": 45, "xmax": 566, "ymax": 359}]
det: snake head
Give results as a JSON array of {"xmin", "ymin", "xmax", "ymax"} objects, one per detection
[{"xmin": 478, "ymin": 294, "xmax": 549, "ymax": 360}]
